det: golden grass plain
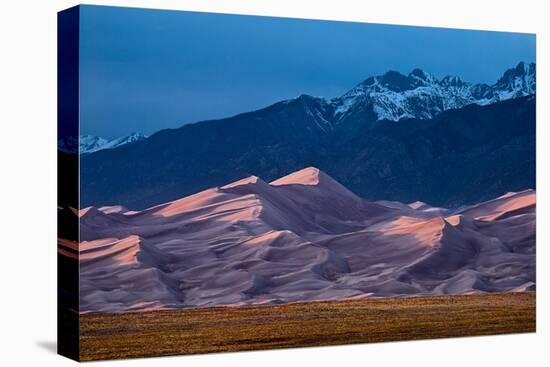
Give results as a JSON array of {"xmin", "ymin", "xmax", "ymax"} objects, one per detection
[{"xmin": 79, "ymin": 292, "xmax": 535, "ymax": 361}]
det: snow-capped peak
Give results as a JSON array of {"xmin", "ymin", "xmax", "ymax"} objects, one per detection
[
  {"xmin": 439, "ymin": 75, "xmax": 467, "ymax": 87},
  {"xmin": 58, "ymin": 132, "xmax": 148, "ymax": 154},
  {"xmin": 331, "ymin": 62, "xmax": 536, "ymax": 123},
  {"xmin": 494, "ymin": 61, "xmax": 536, "ymax": 97},
  {"xmin": 80, "ymin": 135, "xmax": 109, "ymax": 152},
  {"xmin": 99, "ymin": 132, "xmax": 148, "ymax": 151},
  {"xmin": 409, "ymin": 68, "xmax": 437, "ymax": 85}
]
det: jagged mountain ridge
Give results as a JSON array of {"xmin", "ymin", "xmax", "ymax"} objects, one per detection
[
  {"xmin": 307, "ymin": 61, "xmax": 536, "ymax": 127},
  {"xmin": 68, "ymin": 62, "xmax": 535, "ymax": 155}
]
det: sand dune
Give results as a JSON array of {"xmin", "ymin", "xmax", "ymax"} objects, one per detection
[
  {"xmin": 63, "ymin": 167, "xmax": 535, "ymax": 312},
  {"xmin": 458, "ymin": 189, "xmax": 535, "ymax": 221}
]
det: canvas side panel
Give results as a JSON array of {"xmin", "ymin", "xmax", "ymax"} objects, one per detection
[{"xmin": 57, "ymin": 5, "xmax": 80, "ymax": 362}]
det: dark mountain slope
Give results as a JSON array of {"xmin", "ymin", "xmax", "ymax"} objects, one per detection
[
  {"xmin": 334, "ymin": 95, "xmax": 535, "ymax": 207},
  {"xmin": 81, "ymin": 95, "xmax": 534, "ymax": 210},
  {"xmin": 81, "ymin": 95, "xmax": 338, "ymax": 209}
]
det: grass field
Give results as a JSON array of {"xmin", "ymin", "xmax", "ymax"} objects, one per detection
[{"xmin": 79, "ymin": 292, "xmax": 535, "ymax": 361}]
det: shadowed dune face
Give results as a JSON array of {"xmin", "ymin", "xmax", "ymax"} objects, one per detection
[{"xmin": 61, "ymin": 167, "xmax": 536, "ymax": 313}]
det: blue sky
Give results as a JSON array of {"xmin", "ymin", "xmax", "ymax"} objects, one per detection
[{"xmin": 79, "ymin": 5, "xmax": 536, "ymax": 139}]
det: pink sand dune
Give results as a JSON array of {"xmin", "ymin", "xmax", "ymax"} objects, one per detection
[
  {"xmin": 458, "ymin": 190, "xmax": 535, "ymax": 221},
  {"xmin": 62, "ymin": 167, "xmax": 535, "ymax": 312}
]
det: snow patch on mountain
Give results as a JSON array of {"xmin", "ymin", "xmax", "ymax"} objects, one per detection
[
  {"xmin": 58, "ymin": 132, "xmax": 147, "ymax": 154},
  {"xmin": 330, "ymin": 61, "xmax": 536, "ymax": 123}
]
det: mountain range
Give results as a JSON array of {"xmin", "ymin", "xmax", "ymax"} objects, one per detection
[
  {"xmin": 329, "ymin": 61, "xmax": 535, "ymax": 123},
  {"xmin": 58, "ymin": 132, "xmax": 147, "ymax": 154},
  {"xmin": 79, "ymin": 62, "xmax": 536, "ymax": 210},
  {"xmin": 59, "ymin": 167, "xmax": 535, "ymax": 312}
]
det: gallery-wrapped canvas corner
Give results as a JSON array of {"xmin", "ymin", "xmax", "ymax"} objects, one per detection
[{"xmin": 58, "ymin": 4, "xmax": 536, "ymax": 361}]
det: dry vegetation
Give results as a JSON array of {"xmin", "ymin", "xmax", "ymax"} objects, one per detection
[{"xmin": 79, "ymin": 292, "xmax": 535, "ymax": 361}]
